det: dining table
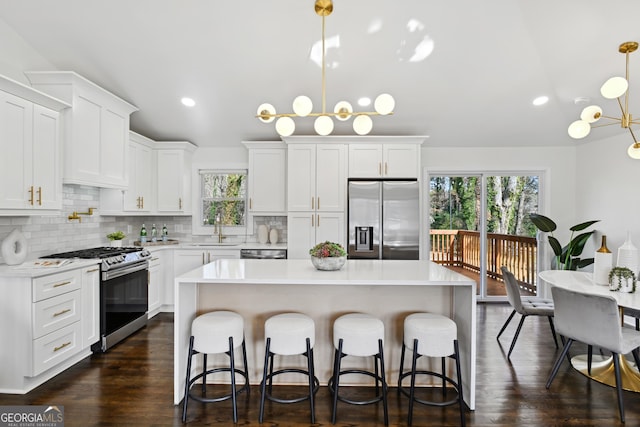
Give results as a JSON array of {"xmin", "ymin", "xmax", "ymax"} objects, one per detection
[{"xmin": 539, "ymin": 269, "xmax": 640, "ymax": 392}]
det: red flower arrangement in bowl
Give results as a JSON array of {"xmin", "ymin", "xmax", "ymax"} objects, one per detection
[{"xmin": 309, "ymin": 241, "xmax": 347, "ymax": 270}]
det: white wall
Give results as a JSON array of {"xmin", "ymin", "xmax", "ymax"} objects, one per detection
[{"xmin": 576, "ymin": 133, "xmax": 640, "ymax": 261}]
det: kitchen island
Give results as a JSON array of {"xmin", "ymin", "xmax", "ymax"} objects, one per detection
[{"xmin": 174, "ymin": 259, "xmax": 477, "ymax": 409}]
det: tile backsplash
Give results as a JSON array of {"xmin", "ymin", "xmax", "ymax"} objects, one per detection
[{"xmin": 0, "ymin": 184, "xmax": 287, "ymax": 264}]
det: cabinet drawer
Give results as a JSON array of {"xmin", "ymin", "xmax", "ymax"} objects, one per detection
[
  {"xmin": 33, "ymin": 290, "xmax": 81, "ymax": 339},
  {"xmin": 31, "ymin": 321, "xmax": 82, "ymax": 377},
  {"xmin": 33, "ymin": 269, "xmax": 82, "ymax": 302}
]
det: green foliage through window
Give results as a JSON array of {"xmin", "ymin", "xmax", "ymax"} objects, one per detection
[{"xmin": 200, "ymin": 171, "xmax": 247, "ymax": 227}]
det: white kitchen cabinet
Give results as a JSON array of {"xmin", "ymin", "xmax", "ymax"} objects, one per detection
[
  {"xmin": 148, "ymin": 250, "xmax": 164, "ymax": 318},
  {"xmin": 99, "ymin": 131, "xmax": 154, "ymax": 214},
  {"xmin": 171, "ymin": 248, "xmax": 240, "ymax": 306},
  {"xmin": 349, "ymin": 143, "xmax": 420, "ymax": 178},
  {"xmin": 287, "ymin": 212, "xmax": 345, "ymax": 259},
  {"xmin": 0, "ymin": 263, "xmax": 99, "ymax": 393},
  {"xmin": 243, "ymin": 141, "xmax": 286, "ymax": 215},
  {"xmin": 155, "ymin": 142, "xmax": 196, "ymax": 214},
  {"xmin": 24, "ymin": 71, "xmax": 138, "ymax": 189},
  {"xmin": 81, "ymin": 265, "xmax": 100, "ymax": 348},
  {"xmin": 0, "ymin": 75, "xmax": 68, "ymax": 214},
  {"xmin": 287, "ymin": 143, "xmax": 346, "ymax": 212}
]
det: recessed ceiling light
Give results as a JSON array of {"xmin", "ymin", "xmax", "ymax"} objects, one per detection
[
  {"xmin": 532, "ymin": 96, "xmax": 549, "ymax": 106},
  {"xmin": 181, "ymin": 97, "xmax": 196, "ymax": 107}
]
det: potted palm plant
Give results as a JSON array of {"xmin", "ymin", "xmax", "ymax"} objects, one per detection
[{"xmin": 529, "ymin": 213, "xmax": 599, "ymax": 270}]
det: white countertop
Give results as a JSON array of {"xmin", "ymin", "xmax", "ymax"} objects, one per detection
[
  {"xmin": 176, "ymin": 259, "xmax": 476, "ymax": 286},
  {"xmin": 0, "ymin": 259, "xmax": 100, "ymax": 278}
]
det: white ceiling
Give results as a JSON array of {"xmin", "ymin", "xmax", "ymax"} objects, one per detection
[{"xmin": 1, "ymin": 0, "xmax": 640, "ymax": 149}]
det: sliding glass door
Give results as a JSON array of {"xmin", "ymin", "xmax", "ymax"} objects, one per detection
[{"xmin": 429, "ymin": 173, "xmax": 540, "ymax": 300}]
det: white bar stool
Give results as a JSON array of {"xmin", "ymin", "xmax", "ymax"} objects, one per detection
[
  {"xmin": 182, "ymin": 311, "xmax": 249, "ymax": 423},
  {"xmin": 329, "ymin": 313, "xmax": 389, "ymax": 425},
  {"xmin": 398, "ymin": 312, "xmax": 466, "ymax": 426},
  {"xmin": 258, "ymin": 313, "xmax": 319, "ymax": 424}
]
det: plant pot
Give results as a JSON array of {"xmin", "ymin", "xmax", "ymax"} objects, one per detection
[
  {"xmin": 110, "ymin": 240, "xmax": 123, "ymax": 247},
  {"xmin": 310, "ymin": 256, "xmax": 346, "ymax": 271}
]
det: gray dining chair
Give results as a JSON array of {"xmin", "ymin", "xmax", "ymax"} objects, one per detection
[
  {"xmin": 546, "ymin": 286, "xmax": 640, "ymax": 423},
  {"xmin": 497, "ymin": 266, "xmax": 558, "ymax": 358}
]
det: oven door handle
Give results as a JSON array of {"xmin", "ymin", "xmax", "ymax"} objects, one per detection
[{"xmin": 102, "ymin": 261, "xmax": 149, "ymax": 281}]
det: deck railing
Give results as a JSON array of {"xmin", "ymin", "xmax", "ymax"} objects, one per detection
[{"xmin": 429, "ymin": 229, "xmax": 538, "ymax": 293}]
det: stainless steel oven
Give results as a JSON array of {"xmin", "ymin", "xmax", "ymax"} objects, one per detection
[{"xmin": 41, "ymin": 247, "xmax": 151, "ymax": 352}]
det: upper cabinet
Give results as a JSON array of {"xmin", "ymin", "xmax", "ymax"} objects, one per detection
[
  {"xmin": 347, "ymin": 137, "xmax": 426, "ymax": 179},
  {"xmin": 242, "ymin": 141, "xmax": 286, "ymax": 215},
  {"xmin": 0, "ymin": 74, "xmax": 70, "ymax": 215},
  {"xmin": 99, "ymin": 131, "xmax": 155, "ymax": 214},
  {"xmin": 24, "ymin": 71, "xmax": 138, "ymax": 189},
  {"xmin": 155, "ymin": 141, "xmax": 196, "ymax": 215}
]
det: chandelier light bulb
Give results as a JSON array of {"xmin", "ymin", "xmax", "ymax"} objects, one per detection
[
  {"xmin": 600, "ymin": 76, "xmax": 628, "ymax": 99},
  {"xmin": 314, "ymin": 115, "xmax": 334, "ymax": 135},
  {"xmin": 374, "ymin": 93, "xmax": 395, "ymax": 115},
  {"xmin": 628, "ymin": 143, "xmax": 640, "ymax": 159},
  {"xmin": 580, "ymin": 105, "xmax": 603, "ymax": 123},
  {"xmin": 353, "ymin": 115, "xmax": 373, "ymax": 135},
  {"xmin": 567, "ymin": 120, "xmax": 591, "ymax": 139},
  {"xmin": 292, "ymin": 95, "xmax": 313, "ymax": 117},
  {"xmin": 334, "ymin": 101, "xmax": 353, "ymax": 121},
  {"xmin": 275, "ymin": 117, "xmax": 295, "ymax": 136},
  {"xmin": 257, "ymin": 103, "xmax": 276, "ymax": 123}
]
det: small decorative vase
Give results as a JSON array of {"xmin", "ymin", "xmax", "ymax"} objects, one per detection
[
  {"xmin": 258, "ymin": 225, "xmax": 269, "ymax": 244},
  {"xmin": 269, "ymin": 228, "xmax": 279, "ymax": 244},
  {"xmin": 593, "ymin": 235, "xmax": 612, "ymax": 285},
  {"xmin": 609, "ymin": 267, "xmax": 636, "ymax": 293},
  {"xmin": 617, "ymin": 232, "xmax": 639, "ymax": 277},
  {"xmin": 311, "ymin": 256, "xmax": 346, "ymax": 271},
  {"xmin": 110, "ymin": 240, "xmax": 123, "ymax": 247}
]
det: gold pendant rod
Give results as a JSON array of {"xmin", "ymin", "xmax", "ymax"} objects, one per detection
[{"xmin": 321, "ymin": 13, "xmax": 326, "ymax": 114}]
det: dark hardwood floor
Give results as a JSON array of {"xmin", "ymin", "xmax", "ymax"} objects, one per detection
[{"xmin": 2, "ymin": 303, "xmax": 639, "ymax": 426}]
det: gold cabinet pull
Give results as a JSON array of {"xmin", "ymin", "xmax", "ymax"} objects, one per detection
[
  {"xmin": 317, "ymin": 214, "xmax": 320, "ymax": 227},
  {"xmin": 311, "ymin": 197, "xmax": 314, "ymax": 210},
  {"xmin": 86, "ymin": 268, "xmax": 99, "ymax": 273},
  {"xmin": 37, "ymin": 186, "xmax": 42, "ymax": 206},
  {"xmin": 54, "ymin": 341, "xmax": 71, "ymax": 352},
  {"xmin": 385, "ymin": 162, "xmax": 388, "ymax": 175},
  {"xmin": 28, "ymin": 186, "xmax": 34, "ymax": 205},
  {"xmin": 202, "ymin": 253, "xmax": 205, "ymax": 264},
  {"xmin": 311, "ymin": 214, "xmax": 314, "ymax": 227},
  {"xmin": 179, "ymin": 198, "xmax": 183, "ymax": 210},
  {"xmin": 249, "ymin": 198, "xmax": 252, "ymax": 209},
  {"xmin": 53, "ymin": 281, "xmax": 71, "ymax": 288},
  {"xmin": 317, "ymin": 197, "xmax": 320, "ymax": 210},
  {"xmin": 136, "ymin": 197, "xmax": 141, "ymax": 209},
  {"xmin": 379, "ymin": 162, "xmax": 382, "ymax": 176},
  {"xmin": 141, "ymin": 196, "xmax": 144, "ymax": 209},
  {"xmin": 53, "ymin": 308, "xmax": 71, "ymax": 317}
]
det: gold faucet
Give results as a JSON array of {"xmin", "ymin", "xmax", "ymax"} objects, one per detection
[
  {"xmin": 68, "ymin": 207, "xmax": 96, "ymax": 222},
  {"xmin": 214, "ymin": 213, "xmax": 224, "ymax": 243}
]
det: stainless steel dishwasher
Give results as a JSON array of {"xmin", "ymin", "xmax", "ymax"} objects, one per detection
[{"xmin": 240, "ymin": 248, "xmax": 287, "ymax": 259}]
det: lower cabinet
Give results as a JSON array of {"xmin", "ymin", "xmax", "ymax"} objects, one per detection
[
  {"xmin": 287, "ymin": 212, "xmax": 345, "ymax": 259},
  {"xmin": 148, "ymin": 250, "xmax": 164, "ymax": 318},
  {"xmin": 0, "ymin": 263, "xmax": 100, "ymax": 393}
]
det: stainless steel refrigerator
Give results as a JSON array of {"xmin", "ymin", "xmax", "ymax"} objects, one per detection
[{"xmin": 347, "ymin": 180, "xmax": 420, "ymax": 260}]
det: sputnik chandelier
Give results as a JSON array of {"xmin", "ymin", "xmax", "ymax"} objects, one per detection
[
  {"xmin": 255, "ymin": 0, "xmax": 395, "ymax": 137},
  {"xmin": 568, "ymin": 41, "xmax": 640, "ymax": 159}
]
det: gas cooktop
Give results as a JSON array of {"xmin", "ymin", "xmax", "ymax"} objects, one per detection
[{"xmin": 41, "ymin": 246, "xmax": 142, "ymax": 259}]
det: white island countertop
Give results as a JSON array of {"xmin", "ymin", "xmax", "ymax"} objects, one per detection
[
  {"xmin": 174, "ymin": 259, "xmax": 477, "ymax": 409},
  {"xmin": 176, "ymin": 258, "xmax": 475, "ymax": 286}
]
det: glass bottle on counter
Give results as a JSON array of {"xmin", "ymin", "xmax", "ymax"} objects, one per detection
[
  {"xmin": 162, "ymin": 224, "xmax": 168, "ymax": 242},
  {"xmin": 151, "ymin": 224, "xmax": 157, "ymax": 242},
  {"xmin": 140, "ymin": 224, "xmax": 147, "ymax": 244}
]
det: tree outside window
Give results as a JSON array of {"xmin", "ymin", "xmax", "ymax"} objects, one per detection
[{"xmin": 200, "ymin": 171, "xmax": 247, "ymax": 227}]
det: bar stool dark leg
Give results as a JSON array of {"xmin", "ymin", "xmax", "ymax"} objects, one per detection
[
  {"xmin": 258, "ymin": 337, "xmax": 271, "ymax": 423},
  {"xmin": 441, "ymin": 356, "xmax": 446, "ymax": 396},
  {"xmin": 306, "ymin": 338, "xmax": 316, "ymax": 424},
  {"xmin": 454, "ymin": 339, "xmax": 466, "ymax": 427},
  {"xmin": 241, "ymin": 337, "xmax": 250, "ymax": 397},
  {"xmin": 331, "ymin": 339, "xmax": 344, "ymax": 424},
  {"xmin": 378, "ymin": 338, "xmax": 389, "ymax": 426},
  {"xmin": 182, "ymin": 336, "xmax": 195, "ymax": 423},
  {"xmin": 408, "ymin": 338, "xmax": 419, "ymax": 426},
  {"xmin": 398, "ymin": 337, "xmax": 406, "ymax": 394},
  {"xmin": 228, "ymin": 336, "xmax": 238, "ymax": 423}
]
